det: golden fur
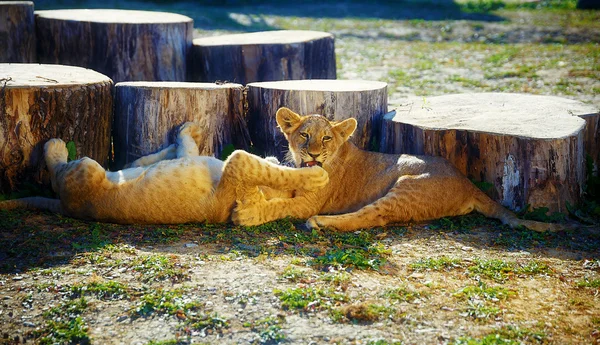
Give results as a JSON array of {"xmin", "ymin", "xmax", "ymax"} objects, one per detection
[
  {"xmin": 233, "ymin": 107, "xmax": 564, "ymax": 232},
  {"xmin": 0, "ymin": 123, "xmax": 328, "ymax": 224}
]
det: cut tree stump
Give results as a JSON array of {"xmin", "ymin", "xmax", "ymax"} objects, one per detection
[
  {"xmin": 0, "ymin": 64, "xmax": 113, "ymax": 192},
  {"xmin": 113, "ymin": 82, "xmax": 246, "ymax": 169},
  {"xmin": 247, "ymin": 79, "xmax": 387, "ymax": 159},
  {"xmin": 192, "ymin": 30, "xmax": 336, "ymax": 85},
  {"xmin": 381, "ymin": 93, "xmax": 600, "ymax": 213},
  {"xmin": 0, "ymin": 1, "xmax": 36, "ymax": 63},
  {"xmin": 36, "ymin": 9, "xmax": 193, "ymax": 83}
]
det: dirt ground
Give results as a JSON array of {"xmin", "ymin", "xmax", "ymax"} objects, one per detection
[{"xmin": 2, "ymin": 1, "xmax": 600, "ymax": 344}]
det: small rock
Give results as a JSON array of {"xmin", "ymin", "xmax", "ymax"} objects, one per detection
[
  {"xmin": 409, "ymin": 273, "xmax": 425, "ymax": 279},
  {"xmin": 2, "ymin": 296, "xmax": 12, "ymax": 300},
  {"xmin": 116, "ymin": 315, "xmax": 128, "ymax": 322},
  {"xmin": 184, "ymin": 243, "xmax": 198, "ymax": 248},
  {"xmin": 23, "ymin": 321, "xmax": 36, "ymax": 327},
  {"xmin": 461, "ymin": 246, "xmax": 473, "ymax": 252},
  {"xmin": 12, "ymin": 276, "xmax": 24, "ymax": 281}
]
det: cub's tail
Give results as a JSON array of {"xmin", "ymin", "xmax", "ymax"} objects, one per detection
[
  {"xmin": 472, "ymin": 188, "xmax": 569, "ymax": 233},
  {"xmin": 0, "ymin": 197, "xmax": 62, "ymax": 214}
]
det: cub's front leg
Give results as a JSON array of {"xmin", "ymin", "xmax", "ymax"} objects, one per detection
[{"xmin": 222, "ymin": 150, "xmax": 328, "ymax": 192}]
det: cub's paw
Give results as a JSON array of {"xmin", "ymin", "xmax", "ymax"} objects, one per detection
[
  {"xmin": 232, "ymin": 202, "xmax": 266, "ymax": 227},
  {"xmin": 44, "ymin": 138, "xmax": 68, "ymax": 162},
  {"xmin": 306, "ymin": 216, "xmax": 324, "ymax": 230},
  {"xmin": 178, "ymin": 122, "xmax": 203, "ymax": 146},
  {"xmin": 297, "ymin": 167, "xmax": 329, "ymax": 192}
]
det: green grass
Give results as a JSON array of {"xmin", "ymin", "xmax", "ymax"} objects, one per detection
[
  {"xmin": 131, "ymin": 254, "xmax": 190, "ymax": 283},
  {"xmin": 37, "ymin": 298, "xmax": 90, "ymax": 345},
  {"xmin": 279, "ymin": 266, "xmax": 308, "ymax": 282},
  {"xmin": 464, "ymin": 300, "xmax": 501, "ymax": 320},
  {"xmin": 410, "ymin": 256, "xmax": 462, "ymax": 271},
  {"xmin": 454, "ymin": 282, "xmax": 515, "ymax": 301},
  {"xmin": 132, "ymin": 288, "xmax": 204, "ymax": 317},
  {"xmin": 70, "ymin": 281, "xmax": 129, "ymax": 300},
  {"xmin": 332, "ymin": 303, "xmax": 396, "ymax": 323},
  {"xmin": 455, "ymin": 325, "xmax": 546, "ymax": 344},
  {"xmin": 383, "ymin": 286, "xmax": 426, "ymax": 302},
  {"xmin": 467, "ymin": 259, "xmax": 552, "ymax": 283},
  {"xmin": 577, "ymin": 278, "xmax": 600, "ymax": 288},
  {"xmin": 274, "ymin": 287, "xmax": 348, "ymax": 311}
]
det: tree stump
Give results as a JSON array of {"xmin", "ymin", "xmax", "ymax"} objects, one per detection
[
  {"xmin": 246, "ymin": 79, "xmax": 387, "ymax": 159},
  {"xmin": 0, "ymin": 1, "xmax": 36, "ymax": 63},
  {"xmin": 381, "ymin": 93, "xmax": 599, "ymax": 213},
  {"xmin": 113, "ymin": 82, "xmax": 246, "ymax": 169},
  {"xmin": 191, "ymin": 30, "xmax": 336, "ymax": 85},
  {"xmin": 0, "ymin": 64, "xmax": 113, "ymax": 192},
  {"xmin": 36, "ymin": 9, "xmax": 193, "ymax": 83}
]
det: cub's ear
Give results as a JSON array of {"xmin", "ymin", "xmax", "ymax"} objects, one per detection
[
  {"xmin": 276, "ymin": 107, "xmax": 302, "ymax": 135},
  {"xmin": 333, "ymin": 118, "xmax": 357, "ymax": 142}
]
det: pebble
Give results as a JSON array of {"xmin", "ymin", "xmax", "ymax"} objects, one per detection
[
  {"xmin": 117, "ymin": 315, "xmax": 128, "ymax": 322},
  {"xmin": 12, "ymin": 276, "xmax": 24, "ymax": 281},
  {"xmin": 23, "ymin": 321, "xmax": 36, "ymax": 327},
  {"xmin": 184, "ymin": 243, "xmax": 198, "ymax": 248}
]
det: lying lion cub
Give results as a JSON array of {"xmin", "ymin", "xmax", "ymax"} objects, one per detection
[
  {"xmin": 233, "ymin": 107, "xmax": 564, "ymax": 232},
  {"xmin": 0, "ymin": 122, "xmax": 328, "ymax": 224}
]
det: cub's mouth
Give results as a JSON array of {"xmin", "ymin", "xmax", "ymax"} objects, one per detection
[{"xmin": 301, "ymin": 161, "xmax": 322, "ymax": 168}]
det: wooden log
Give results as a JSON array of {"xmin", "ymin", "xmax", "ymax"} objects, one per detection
[
  {"xmin": 36, "ymin": 9, "xmax": 193, "ymax": 83},
  {"xmin": 192, "ymin": 30, "xmax": 336, "ymax": 85},
  {"xmin": 0, "ymin": 1, "xmax": 36, "ymax": 63},
  {"xmin": 580, "ymin": 111, "xmax": 600, "ymax": 174},
  {"xmin": 246, "ymin": 79, "xmax": 387, "ymax": 159},
  {"xmin": 0, "ymin": 64, "xmax": 113, "ymax": 192},
  {"xmin": 113, "ymin": 82, "xmax": 246, "ymax": 169},
  {"xmin": 381, "ymin": 93, "xmax": 598, "ymax": 213}
]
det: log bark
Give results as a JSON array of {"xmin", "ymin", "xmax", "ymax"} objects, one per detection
[
  {"xmin": 113, "ymin": 82, "xmax": 246, "ymax": 169},
  {"xmin": 36, "ymin": 9, "xmax": 193, "ymax": 83},
  {"xmin": 579, "ymin": 112, "xmax": 600, "ymax": 175},
  {"xmin": 0, "ymin": 64, "xmax": 113, "ymax": 192},
  {"xmin": 381, "ymin": 93, "xmax": 597, "ymax": 213},
  {"xmin": 0, "ymin": 1, "xmax": 36, "ymax": 63},
  {"xmin": 192, "ymin": 30, "xmax": 336, "ymax": 85},
  {"xmin": 246, "ymin": 79, "xmax": 387, "ymax": 160}
]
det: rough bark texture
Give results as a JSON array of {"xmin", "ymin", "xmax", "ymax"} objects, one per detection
[
  {"xmin": 0, "ymin": 64, "xmax": 113, "ymax": 192},
  {"xmin": 192, "ymin": 30, "xmax": 336, "ymax": 85},
  {"xmin": 247, "ymin": 80, "xmax": 387, "ymax": 160},
  {"xmin": 381, "ymin": 93, "xmax": 597, "ymax": 213},
  {"xmin": 113, "ymin": 82, "xmax": 246, "ymax": 169},
  {"xmin": 0, "ymin": 1, "xmax": 36, "ymax": 63},
  {"xmin": 580, "ymin": 112, "xmax": 600, "ymax": 174},
  {"xmin": 36, "ymin": 9, "xmax": 193, "ymax": 83}
]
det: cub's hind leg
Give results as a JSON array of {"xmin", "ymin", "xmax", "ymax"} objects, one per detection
[
  {"xmin": 125, "ymin": 122, "xmax": 204, "ymax": 168},
  {"xmin": 307, "ymin": 174, "xmax": 474, "ymax": 232}
]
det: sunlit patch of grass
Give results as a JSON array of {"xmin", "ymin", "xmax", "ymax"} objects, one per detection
[
  {"xmin": 410, "ymin": 256, "xmax": 462, "ymax": 271},
  {"xmin": 454, "ymin": 282, "xmax": 515, "ymax": 301},
  {"xmin": 320, "ymin": 270, "xmax": 352, "ymax": 289},
  {"xmin": 243, "ymin": 316, "xmax": 287, "ymax": 344},
  {"xmin": 455, "ymin": 325, "xmax": 547, "ymax": 344},
  {"xmin": 463, "ymin": 300, "xmax": 502, "ymax": 321},
  {"xmin": 132, "ymin": 288, "xmax": 203, "ymax": 317},
  {"xmin": 383, "ymin": 286, "xmax": 427, "ymax": 303},
  {"xmin": 331, "ymin": 303, "xmax": 396, "ymax": 324},
  {"xmin": 576, "ymin": 278, "xmax": 600, "ymax": 288},
  {"xmin": 279, "ymin": 266, "xmax": 309, "ymax": 282},
  {"xmin": 70, "ymin": 280, "xmax": 129, "ymax": 300},
  {"xmin": 36, "ymin": 298, "xmax": 90, "ymax": 345},
  {"xmin": 131, "ymin": 254, "xmax": 189, "ymax": 283},
  {"xmin": 274, "ymin": 287, "xmax": 348, "ymax": 312},
  {"xmin": 467, "ymin": 259, "xmax": 551, "ymax": 283}
]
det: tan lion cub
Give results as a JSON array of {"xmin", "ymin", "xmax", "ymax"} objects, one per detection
[
  {"xmin": 0, "ymin": 122, "xmax": 328, "ymax": 224},
  {"xmin": 233, "ymin": 107, "xmax": 564, "ymax": 232}
]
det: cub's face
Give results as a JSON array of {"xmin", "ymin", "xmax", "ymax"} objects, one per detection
[{"xmin": 275, "ymin": 107, "xmax": 357, "ymax": 168}]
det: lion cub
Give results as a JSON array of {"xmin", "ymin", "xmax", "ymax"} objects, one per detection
[
  {"xmin": 233, "ymin": 107, "xmax": 563, "ymax": 232},
  {"xmin": 0, "ymin": 122, "xmax": 328, "ymax": 224}
]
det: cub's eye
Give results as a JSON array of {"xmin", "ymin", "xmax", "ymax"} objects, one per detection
[
  {"xmin": 299, "ymin": 132, "xmax": 309, "ymax": 139},
  {"xmin": 322, "ymin": 135, "xmax": 332, "ymax": 142}
]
